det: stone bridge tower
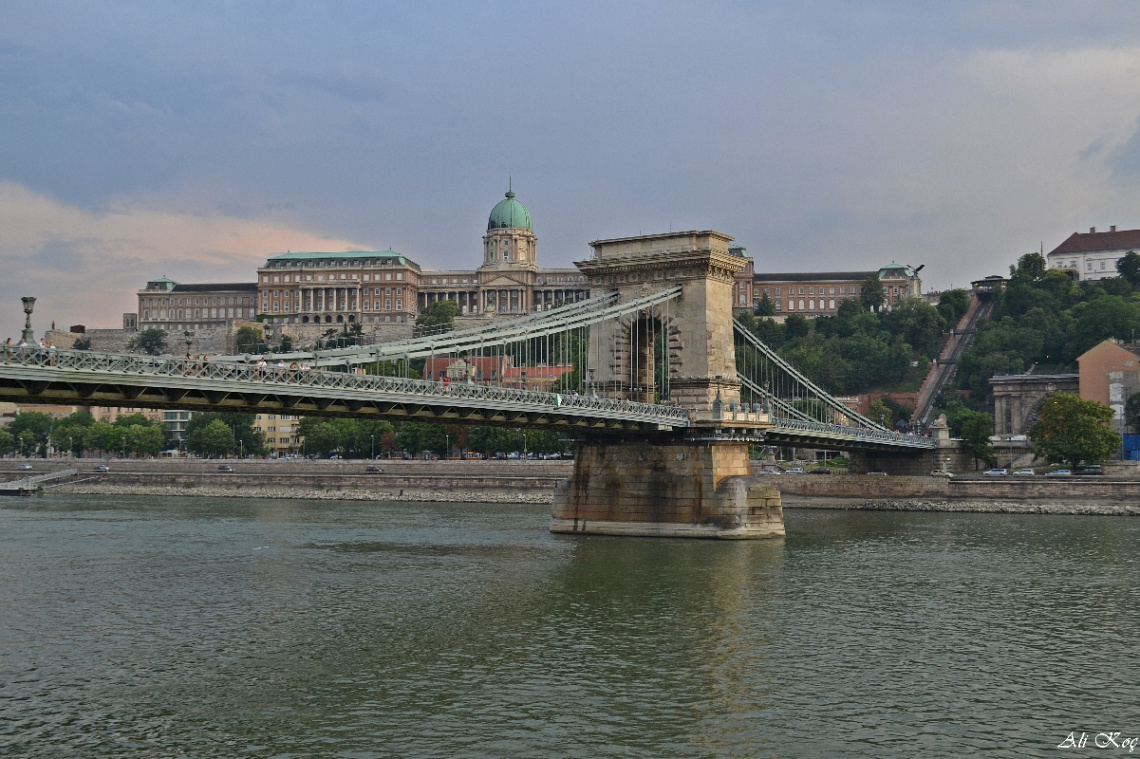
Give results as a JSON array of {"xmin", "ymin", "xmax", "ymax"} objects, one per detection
[
  {"xmin": 551, "ymin": 230, "xmax": 782, "ymax": 540},
  {"xmin": 577, "ymin": 231, "xmax": 743, "ymax": 414}
]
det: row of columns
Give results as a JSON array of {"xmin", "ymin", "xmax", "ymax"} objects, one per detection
[{"xmin": 416, "ymin": 288, "xmax": 590, "ymax": 314}]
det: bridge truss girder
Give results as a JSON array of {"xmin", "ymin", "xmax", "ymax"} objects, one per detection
[{"xmin": 0, "ymin": 368, "xmax": 679, "ymax": 435}]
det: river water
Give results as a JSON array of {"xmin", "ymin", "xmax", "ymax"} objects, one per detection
[{"xmin": 1, "ymin": 495, "xmax": 1138, "ymax": 758}]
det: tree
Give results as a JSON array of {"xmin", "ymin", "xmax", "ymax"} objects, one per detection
[
  {"xmin": 72, "ymin": 336, "xmax": 92, "ymax": 350},
  {"xmin": 84, "ymin": 421, "xmax": 124, "ymax": 455},
  {"xmin": 959, "ymin": 412, "xmax": 997, "ymax": 469},
  {"xmin": 754, "ymin": 294, "xmax": 776, "ymax": 317},
  {"xmin": 416, "ymin": 300, "xmax": 459, "ymax": 331},
  {"xmin": 234, "ymin": 326, "xmax": 264, "ymax": 354},
  {"xmin": 199, "ymin": 420, "xmax": 235, "ymax": 457},
  {"xmin": 124, "ymin": 425, "xmax": 165, "ymax": 457},
  {"xmin": 131, "ymin": 328, "xmax": 168, "ymax": 355},
  {"xmin": 1029, "ymin": 392, "xmax": 1119, "ymax": 468},
  {"xmin": 936, "ymin": 289, "xmax": 971, "ymax": 327},
  {"xmin": 113, "ymin": 413, "xmax": 156, "ymax": 429},
  {"xmin": 1117, "ymin": 251, "xmax": 1140, "ymax": 287},
  {"xmin": 0, "ymin": 429, "xmax": 13, "ymax": 456},
  {"xmin": 8, "ymin": 412, "xmax": 54, "ymax": 454},
  {"xmin": 184, "ymin": 413, "xmax": 264, "ymax": 457},
  {"xmin": 867, "ymin": 399, "xmax": 893, "ymax": 428},
  {"xmin": 859, "ymin": 275, "xmax": 885, "ymax": 312},
  {"xmin": 278, "ymin": 334, "xmax": 293, "ymax": 352},
  {"xmin": 1127, "ymin": 392, "xmax": 1140, "ymax": 434},
  {"xmin": 18, "ymin": 429, "xmax": 37, "ymax": 457}
]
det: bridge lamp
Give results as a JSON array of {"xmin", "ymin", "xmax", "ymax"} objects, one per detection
[
  {"xmin": 183, "ymin": 330, "xmax": 193, "ymax": 353},
  {"xmin": 20, "ymin": 296, "xmax": 36, "ymax": 343},
  {"xmin": 521, "ymin": 369, "xmax": 527, "ymax": 391},
  {"xmin": 588, "ymin": 368, "xmax": 595, "ymax": 397}
]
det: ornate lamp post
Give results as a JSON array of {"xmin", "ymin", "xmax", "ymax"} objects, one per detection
[
  {"xmin": 183, "ymin": 330, "xmax": 193, "ymax": 354},
  {"xmin": 20, "ymin": 297, "xmax": 36, "ymax": 343}
]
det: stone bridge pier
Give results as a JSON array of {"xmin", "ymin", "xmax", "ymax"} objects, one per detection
[{"xmin": 550, "ymin": 231, "xmax": 783, "ymax": 539}]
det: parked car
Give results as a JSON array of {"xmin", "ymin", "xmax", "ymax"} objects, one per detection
[
  {"xmin": 93, "ymin": 465, "xmax": 109, "ymax": 472},
  {"xmin": 1012, "ymin": 468, "xmax": 1035, "ymax": 476},
  {"xmin": 983, "ymin": 468, "xmax": 1009, "ymax": 476},
  {"xmin": 365, "ymin": 465, "xmax": 383, "ymax": 473},
  {"xmin": 17, "ymin": 463, "xmax": 32, "ymax": 470},
  {"xmin": 930, "ymin": 470, "xmax": 954, "ymax": 478},
  {"xmin": 1075, "ymin": 465, "xmax": 1104, "ymax": 476},
  {"xmin": 1047, "ymin": 469, "xmax": 1072, "ymax": 477},
  {"xmin": 807, "ymin": 467, "xmax": 831, "ymax": 475},
  {"xmin": 217, "ymin": 464, "xmax": 233, "ymax": 472},
  {"xmin": 866, "ymin": 471, "xmax": 888, "ymax": 476},
  {"xmin": 785, "ymin": 467, "xmax": 806, "ymax": 474}
]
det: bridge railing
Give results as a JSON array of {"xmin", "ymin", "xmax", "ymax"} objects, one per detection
[
  {"xmin": 769, "ymin": 418, "xmax": 937, "ymax": 448},
  {"xmin": 0, "ymin": 346, "xmax": 691, "ymax": 426}
]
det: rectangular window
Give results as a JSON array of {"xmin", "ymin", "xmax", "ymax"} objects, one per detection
[
  {"xmin": 809, "ymin": 287, "xmax": 815, "ymax": 295},
  {"xmin": 386, "ymin": 299, "xmax": 392, "ymax": 310},
  {"xmin": 396, "ymin": 273, "xmax": 403, "ymax": 280},
  {"xmin": 829, "ymin": 287, "xmax": 835, "ymax": 295},
  {"xmin": 396, "ymin": 299, "xmax": 403, "ymax": 309}
]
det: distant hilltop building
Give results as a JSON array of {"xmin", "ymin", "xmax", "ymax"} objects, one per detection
[
  {"xmin": 1046, "ymin": 226, "xmax": 1140, "ymax": 281},
  {"xmin": 126, "ymin": 187, "xmax": 926, "ymax": 344},
  {"xmin": 745, "ymin": 263, "xmax": 922, "ymax": 318}
]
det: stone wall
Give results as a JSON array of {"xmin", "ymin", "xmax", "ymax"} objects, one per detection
[
  {"xmin": 772, "ymin": 473, "xmax": 1140, "ymax": 500},
  {"xmin": 551, "ymin": 439, "xmax": 784, "ymax": 538}
]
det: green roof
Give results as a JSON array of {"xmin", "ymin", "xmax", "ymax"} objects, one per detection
[
  {"xmin": 488, "ymin": 190, "xmax": 532, "ymax": 231},
  {"xmin": 265, "ymin": 250, "xmax": 420, "ymax": 270}
]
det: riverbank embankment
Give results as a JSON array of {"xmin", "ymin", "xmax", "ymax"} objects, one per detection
[
  {"xmin": 13, "ymin": 458, "xmax": 571, "ymax": 504},
  {"xmin": 7, "ymin": 461, "xmax": 1140, "ymax": 514}
]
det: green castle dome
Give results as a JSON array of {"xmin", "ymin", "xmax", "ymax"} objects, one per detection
[{"xmin": 487, "ymin": 190, "xmax": 532, "ymax": 231}]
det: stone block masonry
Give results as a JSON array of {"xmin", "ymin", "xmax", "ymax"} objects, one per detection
[{"xmin": 551, "ymin": 440, "xmax": 784, "ymax": 539}]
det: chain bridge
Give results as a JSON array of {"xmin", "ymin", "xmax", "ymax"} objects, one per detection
[{"xmin": 2, "ymin": 230, "xmax": 937, "ymax": 538}]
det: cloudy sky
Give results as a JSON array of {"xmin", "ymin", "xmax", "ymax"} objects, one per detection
[{"xmin": 3, "ymin": 1, "xmax": 1140, "ymax": 336}]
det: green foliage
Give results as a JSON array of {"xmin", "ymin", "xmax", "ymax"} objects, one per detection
[
  {"xmin": 416, "ymin": 300, "xmax": 459, "ymax": 331},
  {"xmin": 18, "ymin": 429, "xmax": 37, "ymax": 457},
  {"xmin": 859, "ymin": 275, "xmax": 884, "ymax": 312},
  {"xmin": 1029, "ymin": 392, "xmax": 1119, "ymax": 468},
  {"xmin": 937, "ymin": 289, "xmax": 970, "ymax": 326},
  {"xmin": 184, "ymin": 413, "xmax": 264, "ymax": 457},
  {"xmin": 124, "ymin": 425, "xmax": 165, "ymax": 456},
  {"xmin": 959, "ymin": 413, "xmax": 997, "ymax": 469},
  {"xmin": 882, "ymin": 298, "xmax": 945, "ymax": 357},
  {"xmin": 754, "ymin": 294, "xmax": 776, "ymax": 317},
  {"xmin": 298, "ymin": 417, "xmax": 396, "ymax": 458},
  {"xmin": 941, "ymin": 400, "xmax": 996, "ymax": 468},
  {"xmin": 131, "ymin": 328, "xmax": 168, "ymax": 355},
  {"xmin": 199, "ymin": 420, "xmax": 235, "ymax": 457},
  {"xmin": 113, "ymin": 413, "xmax": 156, "ymax": 429},
  {"xmin": 0, "ymin": 429, "xmax": 13, "ymax": 456},
  {"xmin": 278, "ymin": 334, "xmax": 293, "ymax": 352},
  {"xmin": 867, "ymin": 400, "xmax": 892, "ymax": 428},
  {"xmin": 8, "ymin": 412, "xmax": 54, "ymax": 451},
  {"xmin": 1117, "ymin": 251, "xmax": 1140, "ymax": 287},
  {"xmin": 71, "ymin": 336, "xmax": 92, "ymax": 350},
  {"xmin": 83, "ymin": 421, "xmax": 124, "ymax": 454},
  {"xmin": 234, "ymin": 326, "xmax": 264, "ymax": 354},
  {"xmin": 1127, "ymin": 392, "xmax": 1140, "ymax": 434}
]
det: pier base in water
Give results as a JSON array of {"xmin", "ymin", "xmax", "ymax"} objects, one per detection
[{"xmin": 550, "ymin": 440, "xmax": 784, "ymax": 539}]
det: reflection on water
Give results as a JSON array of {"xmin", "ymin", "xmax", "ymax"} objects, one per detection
[{"xmin": 1, "ymin": 496, "xmax": 1138, "ymax": 758}]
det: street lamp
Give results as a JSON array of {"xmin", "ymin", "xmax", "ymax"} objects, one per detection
[
  {"xmin": 521, "ymin": 369, "xmax": 527, "ymax": 392},
  {"xmin": 183, "ymin": 330, "xmax": 193, "ymax": 354},
  {"xmin": 371, "ymin": 434, "xmax": 375, "ymax": 460},
  {"xmin": 588, "ymin": 367, "xmax": 596, "ymax": 397},
  {"xmin": 20, "ymin": 296, "xmax": 36, "ymax": 344}
]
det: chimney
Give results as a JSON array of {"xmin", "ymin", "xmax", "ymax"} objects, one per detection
[
  {"xmin": 1111, "ymin": 225, "xmax": 1117, "ymax": 232},
  {"xmin": 1090, "ymin": 227, "xmax": 1096, "ymax": 233}
]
